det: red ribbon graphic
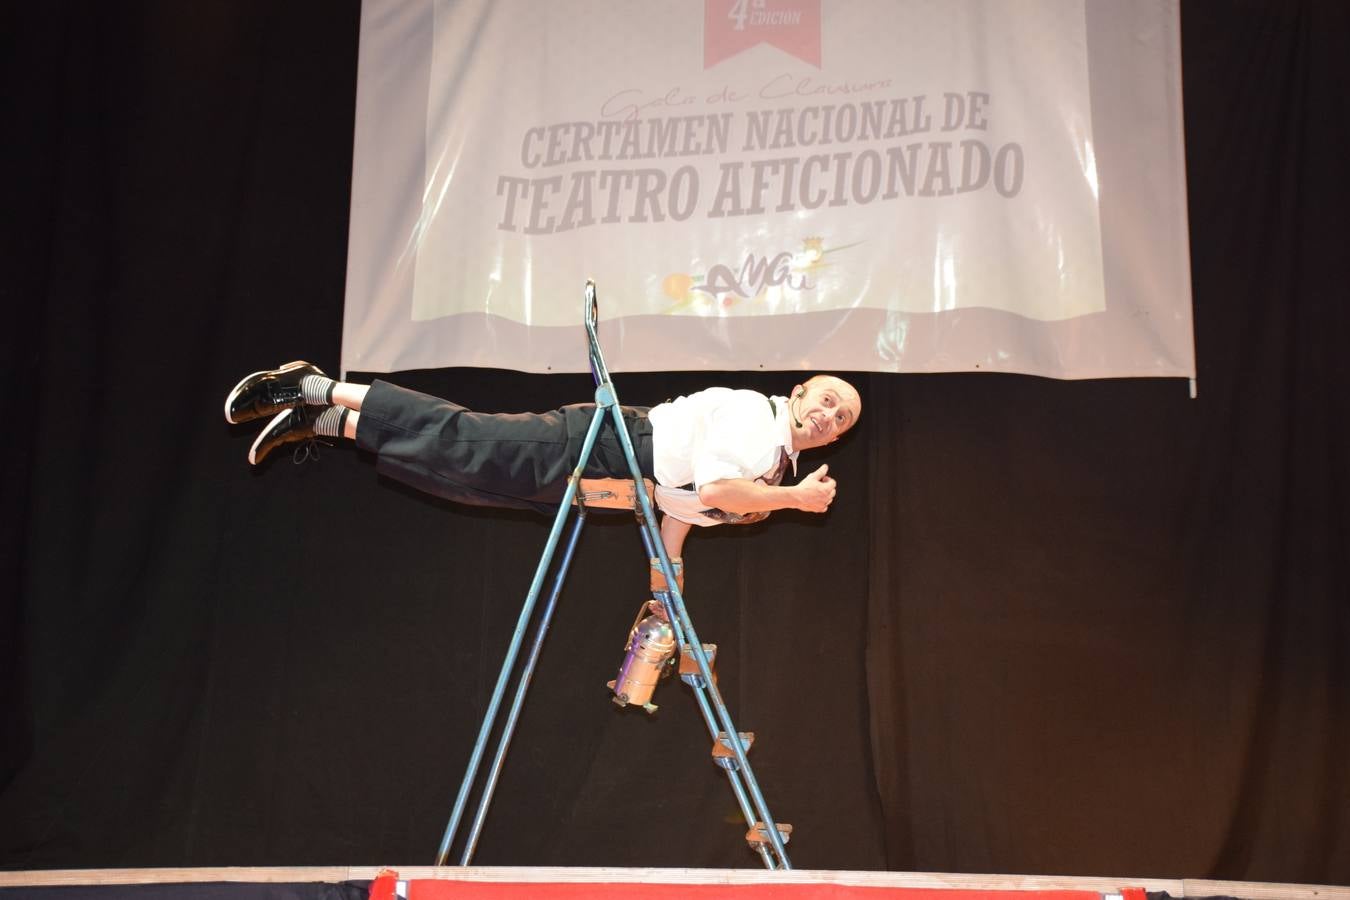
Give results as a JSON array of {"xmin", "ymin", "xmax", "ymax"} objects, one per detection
[{"xmin": 704, "ymin": 0, "xmax": 822, "ymax": 69}]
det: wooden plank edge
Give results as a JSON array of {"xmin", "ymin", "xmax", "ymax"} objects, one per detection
[
  {"xmin": 0, "ymin": 867, "xmax": 357, "ymax": 887},
  {"xmin": 1181, "ymin": 879, "xmax": 1350, "ymax": 900},
  {"xmin": 4, "ymin": 867, "xmax": 1346, "ymax": 898}
]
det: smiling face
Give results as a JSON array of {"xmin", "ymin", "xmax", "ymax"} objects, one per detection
[{"xmin": 788, "ymin": 375, "xmax": 862, "ymax": 451}]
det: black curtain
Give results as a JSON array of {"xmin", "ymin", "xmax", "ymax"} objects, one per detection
[{"xmin": 3, "ymin": 0, "xmax": 1346, "ymax": 884}]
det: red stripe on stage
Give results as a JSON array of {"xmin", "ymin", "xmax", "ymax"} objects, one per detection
[{"xmin": 405, "ymin": 882, "xmax": 1107, "ymax": 900}]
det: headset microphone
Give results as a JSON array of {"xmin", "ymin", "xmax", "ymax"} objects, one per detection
[{"xmin": 791, "ymin": 390, "xmax": 805, "ymax": 428}]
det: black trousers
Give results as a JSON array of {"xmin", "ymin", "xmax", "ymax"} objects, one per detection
[{"xmin": 354, "ymin": 380, "xmax": 656, "ymax": 513}]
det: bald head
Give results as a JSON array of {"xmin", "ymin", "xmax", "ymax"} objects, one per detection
[{"xmin": 788, "ymin": 375, "xmax": 862, "ymax": 451}]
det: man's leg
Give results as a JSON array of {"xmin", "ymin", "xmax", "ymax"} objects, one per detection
[
  {"xmin": 353, "ymin": 381, "xmax": 653, "ymax": 511},
  {"xmin": 227, "ymin": 365, "xmax": 654, "ymax": 505},
  {"xmin": 332, "ymin": 382, "xmax": 367, "ymax": 411},
  {"xmin": 350, "ymin": 380, "xmax": 577, "ymax": 510},
  {"xmin": 298, "ymin": 382, "xmax": 365, "ymax": 448},
  {"xmin": 226, "ymin": 365, "xmax": 574, "ymax": 504}
]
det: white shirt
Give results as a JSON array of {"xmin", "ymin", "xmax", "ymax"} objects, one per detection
[{"xmin": 647, "ymin": 388, "xmax": 799, "ymax": 526}]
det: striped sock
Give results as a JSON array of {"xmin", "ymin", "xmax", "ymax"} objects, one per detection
[
  {"xmin": 312, "ymin": 405, "xmax": 348, "ymax": 438},
  {"xmin": 299, "ymin": 374, "xmax": 336, "ymax": 405}
]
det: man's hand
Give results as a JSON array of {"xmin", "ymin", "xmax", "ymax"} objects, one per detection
[{"xmin": 793, "ymin": 463, "xmax": 836, "ymax": 513}]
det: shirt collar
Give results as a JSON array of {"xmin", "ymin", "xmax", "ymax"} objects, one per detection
[{"xmin": 771, "ymin": 395, "xmax": 801, "ymax": 476}]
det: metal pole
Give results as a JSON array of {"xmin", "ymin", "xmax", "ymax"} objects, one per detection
[
  {"xmin": 434, "ymin": 405, "xmax": 610, "ymax": 865},
  {"xmin": 459, "ymin": 506, "xmax": 589, "ymax": 864},
  {"xmin": 630, "ymin": 526, "xmax": 776, "ymax": 869},
  {"xmin": 619, "ymin": 421, "xmax": 792, "ymax": 868},
  {"xmin": 592, "ymin": 321, "xmax": 792, "ymax": 868}
]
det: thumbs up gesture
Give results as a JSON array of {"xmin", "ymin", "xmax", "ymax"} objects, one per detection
[{"xmin": 794, "ymin": 464, "xmax": 837, "ymax": 513}]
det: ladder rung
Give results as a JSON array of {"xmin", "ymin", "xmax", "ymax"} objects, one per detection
[
  {"xmin": 712, "ymin": 731, "xmax": 755, "ymax": 769},
  {"xmin": 678, "ymin": 643, "xmax": 717, "ymax": 678},
  {"xmin": 572, "ymin": 477, "xmax": 655, "ymax": 509},
  {"xmin": 746, "ymin": 822, "xmax": 793, "ymax": 848}
]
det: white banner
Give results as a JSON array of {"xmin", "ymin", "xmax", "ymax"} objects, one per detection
[{"xmin": 343, "ymin": 0, "xmax": 1194, "ymax": 380}]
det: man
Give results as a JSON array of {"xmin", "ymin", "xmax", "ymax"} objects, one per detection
[{"xmin": 225, "ymin": 362, "xmax": 861, "ymax": 556}]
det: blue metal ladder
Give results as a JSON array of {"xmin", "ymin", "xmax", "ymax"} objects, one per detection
[{"xmin": 433, "ymin": 280, "xmax": 793, "ymax": 870}]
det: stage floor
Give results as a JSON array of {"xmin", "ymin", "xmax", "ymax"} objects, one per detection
[{"xmin": 1, "ymin": 866, "xmax": 1347, "ymax": 900}]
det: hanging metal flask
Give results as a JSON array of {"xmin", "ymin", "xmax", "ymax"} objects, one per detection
[{"xmin": 607, "ymin": 602, "xmax": 676, "ymax": 712}]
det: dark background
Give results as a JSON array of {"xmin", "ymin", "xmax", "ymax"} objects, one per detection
[{"xmin": 3, "ymin": 0, "xmax": 1347, "ymax": 884}]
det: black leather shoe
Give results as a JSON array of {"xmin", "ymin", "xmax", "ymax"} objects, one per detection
[
  {"xmin": 249, "ymin": 407, "xmax": 316, "ymax": 465},
  {"xmin": 224, "ymin": 360, "xmax": 326, "ymax": 424}
]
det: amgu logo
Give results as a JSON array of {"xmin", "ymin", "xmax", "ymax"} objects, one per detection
[
  {"xmin": 663, "ymin": 237, "xmax": 854, "ymax": 309},
  {"xmin": 705, "ymin": 0, "xmax": 822, "ymax": 69}
]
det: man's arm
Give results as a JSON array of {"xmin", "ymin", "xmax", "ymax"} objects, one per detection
[
  {"xmin": 660, "ymin": 514, "xmax": 693, "ymax": 559},
  {"xmin": 698, "ymin": 463, "xmax": 837, "ymax": 514}
]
